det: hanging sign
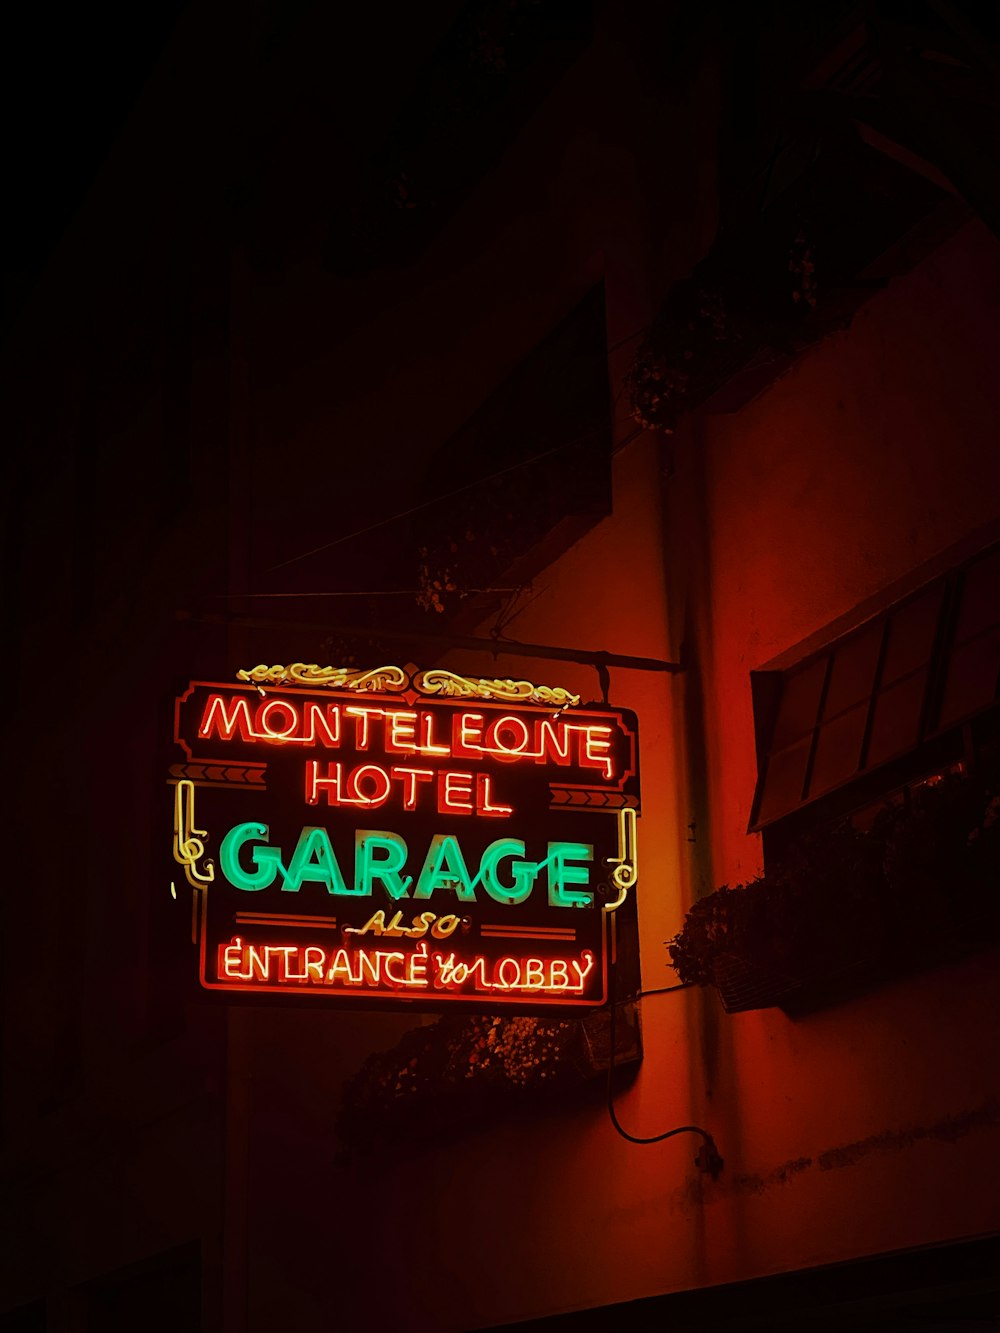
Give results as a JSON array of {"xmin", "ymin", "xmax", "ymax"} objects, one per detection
[{"xmin": 169, "ymin": 664, "xmax": 639, "ymax": 1010}]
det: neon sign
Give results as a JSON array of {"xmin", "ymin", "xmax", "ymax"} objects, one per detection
[{"xmin": 169, "ymin": 664, "xmax": 640, "ymax": 1010}]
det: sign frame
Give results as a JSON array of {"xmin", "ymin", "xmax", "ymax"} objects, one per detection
[{"xmin": 168, "ymin": 664, "xmax": 640, "ymax": 1013}]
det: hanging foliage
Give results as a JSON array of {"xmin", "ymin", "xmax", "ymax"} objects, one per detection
[
  {"xmin": 625, "ymin": 220, "xmax": 823, "ymax": 436},
  {"xmin": 668, "ymin": 765, "xmax": 1000, "ymax": 1013},
  {"xmin": 336, "ymin": 1006, "xmax": 641, "ymax": 1157}
]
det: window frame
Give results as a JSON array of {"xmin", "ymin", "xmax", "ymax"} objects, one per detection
[{"xmin": 748, "ymin": 537, "xmax": 1000, "ymax": 864}]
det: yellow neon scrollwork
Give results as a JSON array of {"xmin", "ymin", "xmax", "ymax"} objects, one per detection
[
  {"xmin": 173, "ymin": 778, "xmax": 215, "ymax": 887},
  {"xmin": 233, "ymin": 663, "xmax": 581, "ymax": 707},
  {"xmin": 603, "ymin": 806, "xmax": 638, "ymax": 913},
  {"xmin": 414, "ymin": 668, "xmax": 580, "ymax": 708},
  {"xmin": 236, "ymin": 664, "xmax": 409, "ymax": 692}
]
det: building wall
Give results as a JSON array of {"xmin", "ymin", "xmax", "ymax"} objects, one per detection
[
  {"xmin": 226, "ymin": 219, "xmax": 1000, "ymax": 1333},
  {"xmin": 3, "ymin": 3, "xmax": 1000, "ymax": 1330}
]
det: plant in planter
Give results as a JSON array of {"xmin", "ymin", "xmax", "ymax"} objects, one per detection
[
  {"xmin": 335, "ymin": 1006, "xmax": 642, "ymax": 1158},
  {"xmin": 668, "ymin": 766, "xmax": 1000, "ymax": 1013},
  {"xmin": 625, "ymin": 222, "xmax": 821, "ymax": 436}
]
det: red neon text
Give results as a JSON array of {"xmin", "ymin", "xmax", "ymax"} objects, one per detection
[
  {"xmin": 219, "ymin": 937, "xmax": 431, "ymax": 989},
  {"xmin": 433, "ymin": 949, "xmax": 595, "ymax": 994},
  {"xmin": 197, "ymin": 694, "xmax": 619, "ymax": 779},
  {"xmin": 214, "ymin": 937, "xmax": 597, "ymax": 997},
  {"xmin": 305, "ymin": 761, "xmax": 512, "ymax": 815}
]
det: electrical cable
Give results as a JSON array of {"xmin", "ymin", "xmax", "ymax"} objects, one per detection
[
  {"xmin": 488, "ymin": 582, "xmax": 550, "ymax": 639},
  {"xmin": 606, "ymin": 325, "xmax": 646, "ymax": 355},
  {"xmin": 616, "ymin": 981, "xmax": 693, "ymax": 1001},
  {"xmin": 605, "ymin": 956, "xmax": 723, "ymax": 1172}
]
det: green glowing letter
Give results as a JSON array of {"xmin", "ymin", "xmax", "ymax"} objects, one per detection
[
  {"xmin": 414, "ymin": 834, "xmax": 476, "ymax": 902},
  {"xmin": 284, "ymin": 826, "xmax": 349, "ymax": 893},
  {"xmin": 480, "ymin": 838, "xmax": 537, "ymax": 905},
  {"xmin": 547, "ymin": 842, "xmax": 593, "ymax": 908},
  {"xmin": 354, "ymin": 830, "xmax": 411, "ymax": 900},
  {"xmin": 220, "ymin": 822, "xmax": 283, "ymax": 891}
]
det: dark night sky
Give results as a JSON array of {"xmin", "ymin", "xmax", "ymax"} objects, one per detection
[{"xmin": 1, "ymin": 1, "xmax": 189, "ymax": 340}]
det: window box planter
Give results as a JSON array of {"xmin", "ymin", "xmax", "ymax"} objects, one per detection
[
  {"xmin": 336, "ymin": 1004, "xmax": 642, "ymax": 1157},
  {"xmin": 668, "ymin": 767, "xmax": 1000, "ymax": 1014}
]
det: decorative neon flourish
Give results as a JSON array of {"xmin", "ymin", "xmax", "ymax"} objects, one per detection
[
  {"xmin": 603, "ymin": 807, "xmax": 638, "ymax": 913},
  {"xmin": 236, "ymin": 664, "xmax": 408, "ymax": 692},
  {"xmin": 414, "ymin": 668, "xmax": 580, "ymax": 708},
  {"xmin": 233, "ymin": 663, "xmax": 581, "ymax": 707},
  {"xmin": 173, "ymin": 778, "xmax": 215, "ymax": 887}
]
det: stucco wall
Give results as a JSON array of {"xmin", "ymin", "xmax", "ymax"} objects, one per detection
[{"xmin": 4, "ymin": 5, "xmax": 1000, "ymax": 1327}]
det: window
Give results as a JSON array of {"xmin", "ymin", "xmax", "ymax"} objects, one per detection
[
  {"xmin": 408, "ymin": 281, "xmax": 613, "ymax": 623},
  {"xmin": 750, "ymin": 541, "xmax": 1000, "ymax": 859}
]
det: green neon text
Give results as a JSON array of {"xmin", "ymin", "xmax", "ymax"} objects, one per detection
[{"xmin": 217, "ymin": 823, "xmax": 593, "ymax": 906}]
